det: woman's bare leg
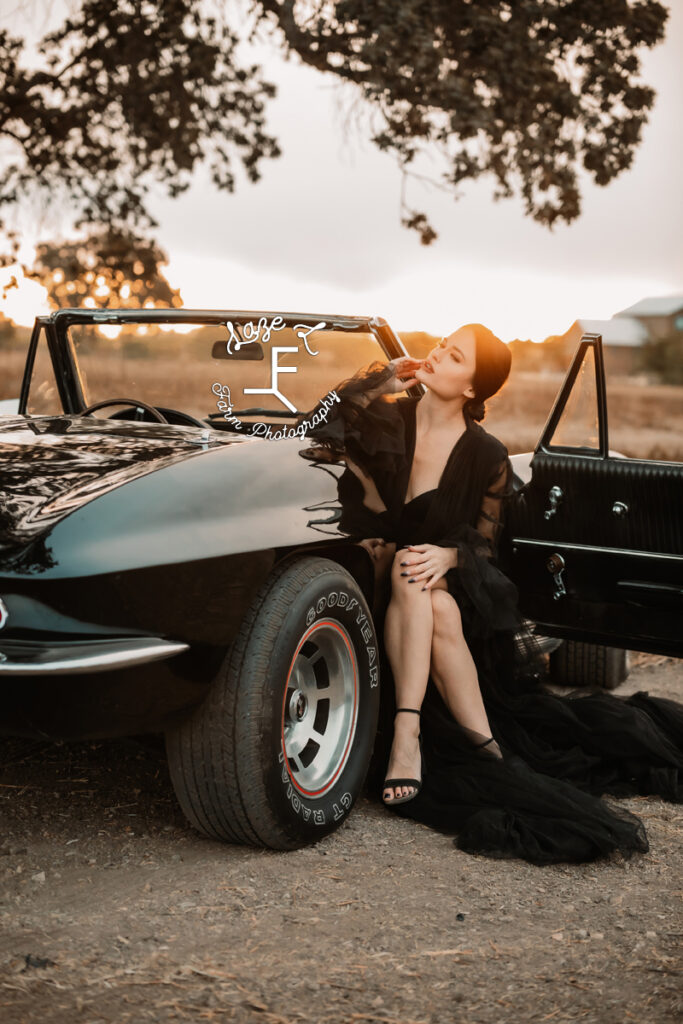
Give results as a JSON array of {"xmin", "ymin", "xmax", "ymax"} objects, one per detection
[
  {"xmin": 428, "ymin": 584, "xmax": 501, "ymax": 755},
  {"xmin": 382, "ymin": 548, "xmax": 433, "ymax": 801}
]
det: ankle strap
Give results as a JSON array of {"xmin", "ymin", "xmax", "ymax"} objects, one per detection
[{"xmin": 395, "ymin": 707, "xmax": 421, "ymax": 715}]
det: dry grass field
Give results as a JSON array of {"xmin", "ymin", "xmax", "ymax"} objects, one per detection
[{"xmin": 485, "ymin": 370, "xmax": 683, "ymax": 461}]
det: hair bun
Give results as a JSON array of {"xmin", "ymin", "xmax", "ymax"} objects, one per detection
[{"xmin": 465, "ymin": 398, "xmax": 486, "ymax": 422}]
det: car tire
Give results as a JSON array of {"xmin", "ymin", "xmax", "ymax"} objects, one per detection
[
  {"xmin": 549, "ymin": 640, "xmax": 630, "ymax": 691},
  {"xmin": 165, "ymin": 555, "xmax": 380, "ymax": 850}
]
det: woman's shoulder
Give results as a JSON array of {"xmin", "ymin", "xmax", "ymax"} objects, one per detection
[{"xmin": 468, "ymin": 418, "xmax": 509, "ymax": 461}]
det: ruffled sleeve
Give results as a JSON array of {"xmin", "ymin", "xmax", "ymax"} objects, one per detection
[
  {"xmin": 296, "ymin": 360, "xmax": 407, "ymax": 480},
  {"xmin": 442, "ymin": 453, "xmax": 523, "ymax": 638}
]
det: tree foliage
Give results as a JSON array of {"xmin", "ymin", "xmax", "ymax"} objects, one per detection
[
  {"xmin": 0, "ymin": 0, "xmax": 279, "ymax": 269},
  {"xmin": 27, "ymin": 229, "xmax": 183, "ymax": 310},
  {"xmin": 255, "ymin": 0, "xmax": 669, "ymax": 241},
  {"xmin": 0, "ymin": 0, "xmax": 670, "ymax": 274}
]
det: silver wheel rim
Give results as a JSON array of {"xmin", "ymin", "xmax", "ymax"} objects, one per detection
[{"xmin": 281, "ymin": 619, "xmax": 359, "ymax": 798}]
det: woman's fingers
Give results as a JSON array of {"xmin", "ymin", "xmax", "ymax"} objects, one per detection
[
  {"xmin": 421, "ymin": 571, "xmax": 445, "ymax": 590},
  {"xmin": 392, "ymin": 357, "xmax": 423, "ymax": 381},
  {"xmin": 400, "ymin": 544, "xmax": 450, "ymax": 588},
  {"xmin": 405, "ymin": 557, "xmax": 434, "ymax": 580}
]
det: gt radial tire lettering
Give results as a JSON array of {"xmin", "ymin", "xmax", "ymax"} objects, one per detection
[
  {"xmin": 333, "ymin": 793, "xmax": 353, "ymax": 820},
  {"xmin": 278, "ymin": 749, "xmax": 352, "ymax": 827}
]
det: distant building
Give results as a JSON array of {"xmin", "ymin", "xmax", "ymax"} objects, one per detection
[
  {"xmin": 563, "ymin": 317, "xmax": 649, "ymax": 375},
  {"xmin": 614, "ymin": 295, "xmax": 683, "ymax": 340}
]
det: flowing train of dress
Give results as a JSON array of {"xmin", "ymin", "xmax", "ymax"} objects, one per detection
[{"xmin": 300, "ymin": 362, "xmax": 682, "ymax": 864}]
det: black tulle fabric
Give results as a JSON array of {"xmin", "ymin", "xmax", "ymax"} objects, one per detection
[{"xmin": 299, "ymin": 362, "xmax": 683, "ymax": 864}]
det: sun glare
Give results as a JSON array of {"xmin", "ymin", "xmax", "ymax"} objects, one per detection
[{"xmin": 0, "ymin": 264, "xmax": 51, "ymax": 326}]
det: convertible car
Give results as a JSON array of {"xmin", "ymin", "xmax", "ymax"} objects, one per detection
[{"xmin": 0, "ymin": 309, "xmax": 680, "ymax": 849}]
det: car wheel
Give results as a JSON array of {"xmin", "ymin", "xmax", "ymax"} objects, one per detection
[
  {"xmin": 549, "ymin": 640, "xmax": 630, "ymax": 691},
  {"xmin": 165, "ymin": 555, "xmax": 380, "ymax": 850}
]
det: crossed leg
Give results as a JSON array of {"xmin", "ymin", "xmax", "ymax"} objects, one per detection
[{"xmin": 382, "ymin": 548, "xmax": 498, "ymax": 802}]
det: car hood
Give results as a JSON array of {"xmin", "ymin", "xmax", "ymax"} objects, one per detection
[{"xmin": 0, "ymin": 414, "xmax": 245, "ymax": 554}]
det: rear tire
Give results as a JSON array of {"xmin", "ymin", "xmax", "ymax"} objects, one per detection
[
  {"xmin": 166, "ymin": 556, "xmax": 380, "ymax": 849},
  {"xmin": 549, "ymin": 640, "xmax": 630, "ymax": 691}
]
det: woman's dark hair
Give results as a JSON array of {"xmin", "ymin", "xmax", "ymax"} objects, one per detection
[{"xmin": 458, "ymin": 323, "xmax": 512, "ymax": 422}]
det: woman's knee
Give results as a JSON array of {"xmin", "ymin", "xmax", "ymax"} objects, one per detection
[
  {"xmin": 389, "ymin": 547, "xmax": 422, "ymax": 593},
  {"xmin": 430, "ymin": 587, "xmax": 463, "ymax": 636}
]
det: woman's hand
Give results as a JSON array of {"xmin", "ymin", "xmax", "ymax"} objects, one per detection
[
  {"xmin": 351, "ymin": 356, "xmax": 424, "ymax": 406},
  {"xmin": 385, "ymin": 355, "xmax": 424, "ymax": 394},
  {"xmin": 400, "ymin": 543, "xmax": 458, "ymax": 590},
  {"xmin": 358, "ymin": 537, "xmax": 397, "ymax": 586},
  {"xmin": 357, "ymin": 536, "xmax": 388, "ymax": 562}
]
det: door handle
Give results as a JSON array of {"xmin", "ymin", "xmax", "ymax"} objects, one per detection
[
  {"xmin": 544, "ymin": 485, "xmax": 564, "ymax": 520},
  {"xmin": 545, "ymin": 553, "xmax": 567, "ymax": 600}
]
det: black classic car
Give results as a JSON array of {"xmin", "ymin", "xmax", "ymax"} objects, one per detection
[
  {"xmin": 504, "ymin": 332, "xmax": 682, "ymax": 674},
  {"xmin": 0, "ymin": 309, "xmax": 680, "ymax": 849}
]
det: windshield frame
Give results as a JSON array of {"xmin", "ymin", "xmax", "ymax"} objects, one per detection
[{"xmin": 20, "ymin": 308, "xmax": 414, "ymax": 417}]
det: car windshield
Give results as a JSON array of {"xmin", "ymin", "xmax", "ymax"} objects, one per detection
[{"xmin": 61, "ymin": 316, "xmax": 387, "ymax": 427}]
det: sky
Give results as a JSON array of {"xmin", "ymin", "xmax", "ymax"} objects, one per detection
[{"xmin": 1, "ymin": 0, "xmax": 682, "ymax": 342}]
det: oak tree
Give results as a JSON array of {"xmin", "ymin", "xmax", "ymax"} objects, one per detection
[{"xmin": 0, "ymin": 0, "xmax": 669, "ymax": 276}]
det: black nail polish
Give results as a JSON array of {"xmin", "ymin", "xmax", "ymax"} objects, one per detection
[
  {"xmin": 400, "ymin": 572, "xmax": 408, "ymax": 577},
  {"xmin": 408, "ymin": 578, "xmax": 415, "ymax": 583}
]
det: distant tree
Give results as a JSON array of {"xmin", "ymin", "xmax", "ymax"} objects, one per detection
[
  {"xmin": 639, "ymin": 331, "xmax": 683, "ymax": 385},
  {"xmin": 0, "ymin": 0, "xmax": 670, "ymax": 260},
  {"xmin": 27, "ymin": 229, "xmax": 183, "ymax": 310},
  {"xmin": 0, "ymin": 0, "xmax": 280, "ymax": 270}
]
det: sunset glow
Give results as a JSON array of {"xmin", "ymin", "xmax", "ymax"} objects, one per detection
[{"xmin": 1, "ymin": 248, "xmax": 676, "ymax": 346}]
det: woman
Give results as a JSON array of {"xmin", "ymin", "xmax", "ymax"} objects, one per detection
[{"xmin": 303, "ymin": 324, "xmax": 683, "ymax": 864}]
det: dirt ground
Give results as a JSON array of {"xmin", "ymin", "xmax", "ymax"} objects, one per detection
[{"xmin": 1, "ymin": 653, "xmax": 681, "ymax": 1024}]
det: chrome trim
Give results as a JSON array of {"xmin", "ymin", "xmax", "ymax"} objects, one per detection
[
  {"xmin": 533, "ymin": 634, "xmax": 564, "ymax": 655},
  {"xmin": 544, "ymin": 485, "xmax": 564, "ymax": 520},
  {"xmin": 0, "ymin": 598, "xmax": 7, "ymax": 630},
  {"xmin": 512, "ymin": 539, "xmax": 683, "ymax": 562},
  {"xmin": 283, "ymin": 620, "xmax": 359, "ymax": 798},
  {"xmin": 0, "ymin": 637, "xmax": 189, "ymax": 675},
  {"xmin": 534, "ymin": 444, "xmax": 681, "ymax": 468}
]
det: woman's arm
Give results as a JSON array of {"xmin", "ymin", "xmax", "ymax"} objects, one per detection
[
  {"xmin": 474, "ymin": 456, "xmax": 515, "ymax": 561},
  {"xmin": 341, "ymin": 356, "xmax": 423, "ymax": 408},
  {"xmin": 295, "ymin": 358, "xmax": 417, "ymax": 484}
]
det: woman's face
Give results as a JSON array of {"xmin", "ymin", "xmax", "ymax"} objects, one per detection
[{"xmin": 415, "ymin": 326, "xmax": 476, "ymax": 401}]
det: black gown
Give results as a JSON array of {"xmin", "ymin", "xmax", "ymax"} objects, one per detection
[{"xmin": 300, "ymin": 362, "xmax": 683, "ymax": 864}]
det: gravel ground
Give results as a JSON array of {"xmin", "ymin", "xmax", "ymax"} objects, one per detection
[{"xmin": 1, "ymin": 652, "xmax": 681, "ymax": 1024}]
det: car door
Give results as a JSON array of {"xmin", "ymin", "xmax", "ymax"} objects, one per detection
[{"xmin": 505, "ymin": 333, "xmax": 683, "ymax": 658}]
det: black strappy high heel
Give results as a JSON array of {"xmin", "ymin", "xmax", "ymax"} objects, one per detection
[
  {"xmin": 462, "ymin": 726, "xmax": 503, "ymax": 760},
  {"xmin": 382, "ymin": 708, "xmax": 424, "ymax": 805}
]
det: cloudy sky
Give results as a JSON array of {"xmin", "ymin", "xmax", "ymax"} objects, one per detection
[{"xmin": 2, "ymin": 0, "xmax": 682, "ymax": 341}]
